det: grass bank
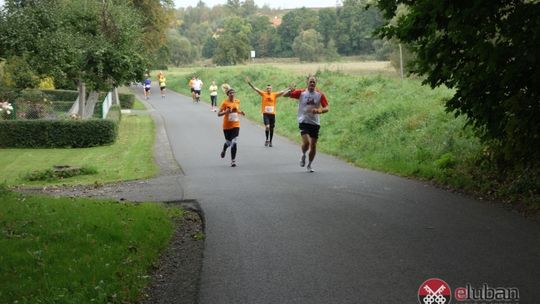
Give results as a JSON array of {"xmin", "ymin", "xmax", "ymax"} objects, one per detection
[
  {"xmin": 165, "ymin": 65, "xmax": 537, "ymax": 210},
  {"xmin": 0, "ymin": 113, "xmax": 157, "ymax": 186},
  {"xmin": 0, "ymin": 188, "xmax": 180, "ymax": 303}
]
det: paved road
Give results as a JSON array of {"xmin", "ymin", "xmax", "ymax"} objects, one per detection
[{"xmin": 137, "ymin": 86, "xmax": 539, "ymax": 304}]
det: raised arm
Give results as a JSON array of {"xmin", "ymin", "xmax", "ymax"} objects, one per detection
[
  {"xmin": 245, "ymin": 77, "xmax": 263, "ymax": 94},
  {"xmin": 283, "ymin": 82, "xmax": 297, "ymax": 97}
]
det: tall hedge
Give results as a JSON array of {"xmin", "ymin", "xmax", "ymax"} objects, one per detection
[{"xmin": 0, "ymin": 119, "xmax": 118, "ymax": 148}]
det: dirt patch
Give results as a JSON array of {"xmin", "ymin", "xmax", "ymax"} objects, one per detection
[{"xmin": 139, "ymin": 203, "xmax": 205, "ymax": 304}]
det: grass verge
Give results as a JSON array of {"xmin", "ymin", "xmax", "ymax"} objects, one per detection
[
  {"xmin": 0, "ymin": 113, "xmax": 157, "ymax": 186},
  {"xmin": 0, "ymin": 188, "xmax": 182, "ymax": 303}
]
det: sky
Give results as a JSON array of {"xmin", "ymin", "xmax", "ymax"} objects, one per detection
[
  {"xmin": 174, "ymin": 0, "xmax": 340, "ymax": 9},
  {"xmin": 0, "ymin": 0, "xmax": 339, "ymax": 10}
]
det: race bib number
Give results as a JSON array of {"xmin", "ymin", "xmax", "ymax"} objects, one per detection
[
  {"xmin": 264, "ymin": 106, "xmax": 274, "ymax": 113},
  {"xmin": 228, "ymin": 113, "xmax": 239, "ymax": 122},
  {"xmin": 145, "ymin": 84, "xmax": 151, "ymax": 88}
]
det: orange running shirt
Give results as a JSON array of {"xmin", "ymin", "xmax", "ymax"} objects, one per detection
[
  {"xmin": 220, "ymin": 99, "xmax": 241, "ymax": 129},
  {"xmin": 259, "ymin": 92, "xmax": 279, "ymax": 115}
]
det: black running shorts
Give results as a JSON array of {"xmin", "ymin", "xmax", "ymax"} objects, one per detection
[{"xmin": 299, "ymin": 122, "xmax": 320, "ymax": 139}]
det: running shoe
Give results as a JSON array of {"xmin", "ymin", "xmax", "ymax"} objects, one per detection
[
  {"xmin": 300, "ymin": 155, "xmax": 306, "ymax": 167},
  {"xmin": 307, "ymin": 165, "xmax": 314, "ymax": 173},
  {"xmin": 268, "ymin": 142, "xmax": 273, "ymax": 147},
  {"xmin": 220, "ymin": 150, "xmax": 226, "ymax": 158},
  {"xmin": 265, "ymin": 140, "xmax": 269, "ymax": 147},
  {"xmin": 231, "ymin": 160, "xmax": 236, "ymax": 167}
]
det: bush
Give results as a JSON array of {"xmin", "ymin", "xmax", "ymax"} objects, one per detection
[
  {"xmin": 119, "ymin": 93, "xmax": 135, "ymax": 109},
  {"xmin": 0, "ymin": 119, "xmax": 118, "ymax": 148},
  {"xmin": 40, "ymin": 89, "xmax": 78, "ymax": 102}
]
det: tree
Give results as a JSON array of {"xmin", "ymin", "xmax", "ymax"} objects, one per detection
[
  {"xmin": 247, "ymin": 15, "xmax": 279, "ymax": 57},
  {"xmin": 335, "ymin": 0, "xmax": 385, "ymax": 55},
  {"xmin": 292, "ymin": 29, "xmax": 325, "ymax": 62},
  {"xmin": 317, "ymin": 8, "xmax": 337, "ymax": 49},
  {"xmin": 202, "ymin": 36, "xmax": 217, "ymax": 59},
  {"xmin": 277, "ymin": 8, "xmax": 319, "ymax": 56},
  {"xmin": 166, "ymin": 30, "xmax": 198, "ymax": 66},
  {"xmin": 213, "ymin": 16, "xmax": 251, "ymax": 65},
  {"xmin": 0, "ymin": 0, "xmax": 149, "ymax": 90},
  {"xmin": 375, "ymin": 0, "xmax": 540, "ymax": 165}
]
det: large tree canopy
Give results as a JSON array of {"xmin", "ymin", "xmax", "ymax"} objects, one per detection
[
  {"xmin": 213, "ymin": 16, "xmax": 251, "ymax": 65},
  {"xmin": 375, "ymin": 0, "xmax": 540, "ymax": 165},
  {"xmin": 0, "ymin": 0, "xmax": 172, "ymax": 90}
]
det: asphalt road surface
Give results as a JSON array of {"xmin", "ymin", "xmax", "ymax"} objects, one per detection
[{"xmin": 137, "ymin": 85, "xmax": 539, "ymax": 304}]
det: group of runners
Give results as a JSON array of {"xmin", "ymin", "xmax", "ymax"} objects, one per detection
[
  {"xmin": 143, "ymin": 71, "xmax": 167, "ymax": 99},
  {"xmin": 143, "ymin": 72, "xmax": 329, "ymax": 172},
  {"xmin": 220, "ymin": 75, "xmax": 329, "ymax": 172}
]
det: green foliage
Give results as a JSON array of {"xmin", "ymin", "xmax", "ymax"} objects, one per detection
[
  {"xmin": 375, "ymin": 0, "xmax": 540, "ymax": 167},
  {"xmin": 167, "ymin": 32, "xmax": 198, "ymax": 66},
  {"xmin": 0, "ymin": 0, "xmax": 151, "ymax": 91},
  {"xmin": 119, "ymin": 93, "xmax": 135, "ymax": 109},
  {"xmin": 278, "ymin": 8, "xmax": 320, "ymax": 56},
  {"xmin": 247, "ymin": 15, "xmax": 280, "ymax": 57},
  {"xmin": 24, "ymin": 166, "xmax": 98, "ymax": 181},
  {"xmin": 0, "ymin": 114, "xmax": 157, "ymax": 186},
  {"xmin": 0, "ymin": 192, "xmax": 179, "ymax": 303},
  {"xmin": 335, "ymin": 0, "xmax": 385, "ymax": 55},
  {"xmin": 213, "ymin": 17, "xmax": 252, "ymax": 65},
  {"xmin": 202, "ymin": 36, "xmax": 217, "ymax": 59},
  {"xmin": 0, "ymin": 119, "xmax": 118, "ymax": 148},
  {"xmin": 292, "ymin": 29, "xmax": 326, "ymax": 62},
  {"xmin": 1, "ymin": 55, "xmax": 39, "ymax": 89},
  {"xmin": 40, "ymin": 89, "xmax": 78, "ymax": 102}
]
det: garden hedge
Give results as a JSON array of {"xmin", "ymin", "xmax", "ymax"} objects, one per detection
[
  {"xmin": 0, "ymin": 119, "xmax": 118, "ymax": 148},
  {"xmin": 119, "ymin": 93, "xmax": 135, "ymax": 109}
]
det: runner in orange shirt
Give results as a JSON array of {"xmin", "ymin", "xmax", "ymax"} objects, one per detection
[
  {"xmin": 217, "ymin": 87, "xmax": 245, "ymax": 167},
  {"xmin": 246, "ymin": 77, "xmax": 291, "ymax": 147}
]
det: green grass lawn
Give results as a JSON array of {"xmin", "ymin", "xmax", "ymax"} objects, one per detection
[
  {"xmin": 0, "ymin": 188, "xmax": 181, "ymax": 303},
  {"xmin": 0, "ymin": 113, "xmax": 158, "ymax": 186}
]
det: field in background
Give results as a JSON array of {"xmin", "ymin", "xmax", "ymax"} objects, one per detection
[{"xmin": 165, "ymin": 58, "xmax": 398, "ymax": 79}]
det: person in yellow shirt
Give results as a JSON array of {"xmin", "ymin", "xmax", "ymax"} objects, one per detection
[
  {"xmin": 246, "ymin": 77, "xmax": 291, "ymax": 147},
  {"xmin": 209, "ymin": 80, "xmax": 218, "ymax": 112},
  {"xmin": 157, "ymin": 71, "xmax": 166, "ymax": 98},
  {"xmin": 217, "ymin": 87, "xmax": 245, "ymax": 167}
]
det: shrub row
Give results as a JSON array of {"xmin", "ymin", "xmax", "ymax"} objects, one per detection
[
  {"xmin": 0, "ymin": 119, "xmax": 118, "ymax": 148},
  {"xmin": 40, "ymin": 89, "xmax": 79, "ymax": 101}
]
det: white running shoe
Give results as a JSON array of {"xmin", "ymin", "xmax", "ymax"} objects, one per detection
[
  {"xmin": 307, "ymin": 165, "xmax": 314, "ymax": 173},
  {"xmin": 300, "ymin": 155, "xmax": 306, "ymax": 167}
]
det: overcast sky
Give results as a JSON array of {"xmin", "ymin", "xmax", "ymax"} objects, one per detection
[
  {"xmin": 175, "ymin": 0, "xmax": 340, "ymax": 9},
  {"xmin": 0, "ymin": 0, "xmax": 339, "ymax": 10}
]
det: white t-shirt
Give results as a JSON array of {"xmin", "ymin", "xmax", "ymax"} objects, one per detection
[{"xmin": 193, "ymin": 79, "xmax": 203, "ymax": 91}]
